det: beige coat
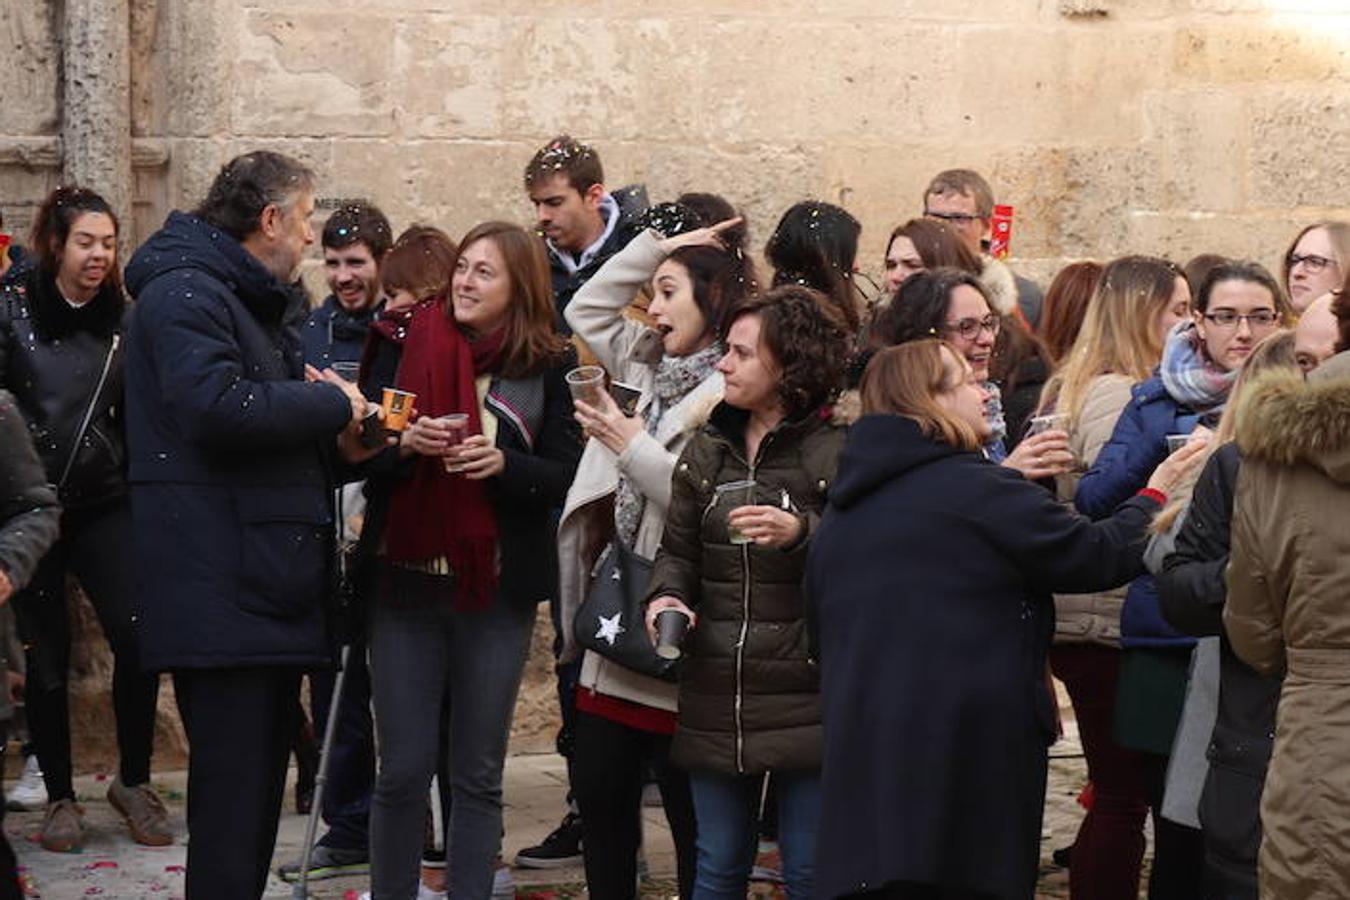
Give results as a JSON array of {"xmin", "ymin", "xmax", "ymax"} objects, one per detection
[
  {"xmin": 1224, "ymin": 352, "xmax": 1350, "ymax": 900},
  {"xmin": 558, "ymin": 230, "xmax": 721, "ymax": 711},
  {"xmin": 1053, "ymin": 373, "xmax": 1134, "ymax": 645}
]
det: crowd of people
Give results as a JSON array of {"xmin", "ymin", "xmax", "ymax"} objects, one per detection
[{"xmin": 0, "ymin": 134, "xmax": 1346, "ymax": 900}]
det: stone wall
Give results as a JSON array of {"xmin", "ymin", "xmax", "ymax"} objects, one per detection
[{"xmin": 3, "ymin": 0, "xmax": 1350, "ymax": 762}]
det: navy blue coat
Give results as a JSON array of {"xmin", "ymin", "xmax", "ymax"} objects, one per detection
[
  {"xmin": 807, "ymin": 414, "xmax": 1157, "ymax": 900},
  {"xmin": 122, "ymin": 212, "xmax": 354, "ymax": 671},
  {"xmin": 1075, "ymin": 374, "xmax": 1203, "ymax": 648},
  {"xmin": 299, "ymin": 294, "xmax": 377, "ymax": 371}
]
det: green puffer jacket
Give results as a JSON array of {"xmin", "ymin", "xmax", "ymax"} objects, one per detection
[{"xmin": 647, "ymin": 401, "xmax": 845, "ymax": 775}]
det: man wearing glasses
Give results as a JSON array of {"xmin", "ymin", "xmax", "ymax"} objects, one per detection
[{"xmin": 923, "ymin": 169, "xmax": 1045, "ymax": 329}]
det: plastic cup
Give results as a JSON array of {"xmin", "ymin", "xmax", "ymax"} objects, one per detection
[
  {"xmin": 654, "ymin": 608, "xmax": 691, "ymax": 660},
  {"xmin": 1165, "ymin": 433, "xmax": 1191, "ymax": 454},
  {"xmin": 565, "ymin": 366, "xmax": 606, "ymax": 407},
  {"xmin": 1027, "ymin": 413, "xmax": 1070, "ymax": 437},
  {"xmin": 330, "ymin": 362, "xmax": 361, "ymax": 383},
  {"xmin": 715, "ymin": 480, "xmax": 757, "ymax": 545},
  {"xmin": 381, "ymin": 388, "xmax": 416, "ymax": 433},
  {"xmin": 440, "ymin": 413, "xmax": 472, "ymax": 473}
]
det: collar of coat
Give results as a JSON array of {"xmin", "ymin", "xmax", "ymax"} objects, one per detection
[
  {"xmin": 1235, "ymin": 361, "xmax": 1350, "ymax": 482},
  {"xmin": 705, "ymin": 400, "xmax": 833, "ymax": 463},
  {"xmin": 12, "ymin": 264, "xmax": 125, "ymax": 341}
]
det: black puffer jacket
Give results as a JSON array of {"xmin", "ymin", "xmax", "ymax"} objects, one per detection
[
  {"xmin": 1158, "ymin": 441, "xmax": 1274, "ymax": 896},
  {"xmin": 0, "ymin": 264, "xmax": 126, "ymax": 509},
  {"xmin": 646, "ymin": 402, "xmax": 845, "ymax": 775}
]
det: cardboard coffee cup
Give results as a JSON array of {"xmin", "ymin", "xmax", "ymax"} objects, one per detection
[
  {"xmin": 381, "ymin": 388, "xmax": 416, "ymax": 433},
  {"xmin": 655, "ymin": 608, "xmax": 691, "ymax": 660}
]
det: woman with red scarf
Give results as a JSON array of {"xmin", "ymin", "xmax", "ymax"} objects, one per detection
[{"xmin": 350, "ymin": 221, "xmax": 583, "ymax": 899}]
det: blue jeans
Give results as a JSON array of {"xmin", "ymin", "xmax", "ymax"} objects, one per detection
[
  {"xmin": 688, "ymin": 769, "xmax": 821, "ymax": 900},
  {"xmin": 367, "ymin": 568, "xmax": 534, "ymax": 900}
]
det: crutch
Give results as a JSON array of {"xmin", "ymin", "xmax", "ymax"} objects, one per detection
[{"xmin": 294, "ymin": 486, "xmax": 359, "ymax": 899}]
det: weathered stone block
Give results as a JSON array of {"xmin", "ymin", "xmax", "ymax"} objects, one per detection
[
  {"xmin": 1248, "ymin": 89, "xmax": 1350, "ymax": 210},
  {"xmin": 392, "ymin": 16, "xmax": 506, "ymax": 139},
  {"xmin": 494, "ymin": 17, "xmax": 704, "ymax": 143},
  {"xmin": 1143, "ymin": 89, "xmax": 1248, "ymax": 213},
  {"xmin": 699, "ymin": 20, "xmax": 958, "ymax": 143},
  {"xmin": 1124, "ymin": 210, "xmax": 1302, "ymax": 274},
  {"xmin": 231, "ymin": 10, "xmax": 397, "ymax": 136},
  {"xmin": 955, "ymin": 23, "xmax": 1171, "ymax": 144},
  {"xmin": 1173, "ymin": 24, "xmax": 1350, "ymax": 84},
  {"xmin": 0, "ymin": 3, "xmax": 60, "ymax": 135}
]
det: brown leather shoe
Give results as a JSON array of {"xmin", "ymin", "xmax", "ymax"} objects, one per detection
[
  {"xmin": 38, "ymin": 798, "xmax": 83, "ymax": 852},
  {"xmin": 107, "ymin": 779, "xmax": 173, "ymax": 847}
]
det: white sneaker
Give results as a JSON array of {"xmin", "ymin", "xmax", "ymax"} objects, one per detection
[
  {"xmin": 492, "ymin": 859, "xmax": 515, "ymax": 899},
  {"xmin": 7, "ymin": 756, "xmax": 47, "ymax": 811}
]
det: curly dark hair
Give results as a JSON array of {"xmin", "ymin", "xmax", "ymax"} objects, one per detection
[{"xmin": 722, "ymin": 284, "xmax": 851, "ymax": 420}]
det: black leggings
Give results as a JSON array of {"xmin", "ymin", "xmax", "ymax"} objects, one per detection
[
  {"xmin": 14, "ymin": 500, "xmax": 158, "ymax": 799},
  {"xmin": 573, "ymin": 709, "xmax": 697, "ymax": 900}
]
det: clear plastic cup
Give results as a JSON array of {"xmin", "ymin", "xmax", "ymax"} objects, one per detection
[
  {"xmin": 330, "ymin": 362, "xmax": 361, "ymax": 383},
  {"xmin": 440, "ymin": 413, "xmax": 471, "ymax": 473},
  {"xmin": 1027, "ymin": 413, "xmax": 1070, "ymax": 437},
  {"xmin": 714, "ymin": 480, "xmax": 757, "ymax": 545},
  {"xmin": 565, "ymin": 366, "xmax": 606, "ymax": 407}
]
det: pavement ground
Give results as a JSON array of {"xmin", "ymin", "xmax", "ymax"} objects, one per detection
[{"xmin": 8, "ymin": 730, "xmax": 1092, "ymax": 899}]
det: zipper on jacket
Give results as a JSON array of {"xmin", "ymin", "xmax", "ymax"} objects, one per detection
[
  {"xmin": 732, "ymin": 428, "xmax": 780, "ymax": 775},
  {"xmin": 58, "ymin": 332, "xmax": 120, "ymax": 490}
]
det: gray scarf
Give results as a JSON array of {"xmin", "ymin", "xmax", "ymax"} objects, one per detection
[{"xmin": 614, "ymin": 343, "xmax": 722, "ymax": 547}]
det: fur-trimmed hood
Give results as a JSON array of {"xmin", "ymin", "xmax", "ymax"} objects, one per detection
[
  {"xmin": 1235, "ymin": 353, "xmax": 1350, "ymax": 482},
  {"xmin": 978, "ymin": 255, "xmax": 1018, "ymax": 317}
]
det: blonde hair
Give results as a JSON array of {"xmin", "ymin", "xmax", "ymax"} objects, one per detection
[
  {"xmin": 1151, "ymin": 329, "xmax": 1298, "ymax": 533},
  {"xmin": 860, "ymin": 340, "xmax": 982, "ymax": 452},
  {"xmin": 1039, "ymin": 255, "xmax": 1183, "ymax": 425}
]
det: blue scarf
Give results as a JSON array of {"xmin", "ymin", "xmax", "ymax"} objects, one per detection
[{"xmin": 1159, "ymin": 320, "xmax": 1235, "ymax": 412}]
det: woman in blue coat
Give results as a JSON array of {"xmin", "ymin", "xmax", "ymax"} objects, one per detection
[
  {"xmin": 807, "ymin": 340, "xmax": 1201, "ymax": 900},
  {"xmin": 1074, "ymin": 260, "xmax": 1291, "ymax": 898}
]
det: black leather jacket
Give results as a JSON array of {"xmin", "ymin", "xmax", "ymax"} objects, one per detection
[{"xmin": 0, "ymin": 265, "xmax": 127, "ymax": 509}]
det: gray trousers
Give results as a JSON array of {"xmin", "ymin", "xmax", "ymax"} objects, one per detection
[{"xmin": 368, "ymin": 570, "xmax": 534, "ymax": 900}]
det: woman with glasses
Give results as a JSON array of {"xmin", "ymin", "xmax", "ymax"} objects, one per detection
[
  {"xmin": 806, "ymin": 340, "xmax": 1203, "ymax": 900},
  {"xmin": 1281, "ymin": 222, "xmax": 1350, "ymax": 314},
  {"xmin": 1034, "ymin": 255, "xmax": 1191, "ymax": 900},
  {"xmin": 1075, "ymin": 260, "xmax": 1291, "ymax": 900},
  {"xmin": 871, "ymin": 267, "xmax": 1071, "ymax": 479}
]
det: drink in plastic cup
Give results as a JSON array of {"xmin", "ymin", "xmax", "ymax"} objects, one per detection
[
  {"xmin": 1027, "ymin": 413, "xmax": 1070, "ymax": 437},
  {"xmin": 565, "ymin": 366, "xmax": 606, "ymax": 407},
  {"xmin": 655, "ymin": 608, "xmax": 691, "ymax": 660},
  {"xmin": 715, "ymin": 479, "xmax": 757, "ymax": 545},
  {"xmin": 381, "ymin": 388, "xmax": 416, "ymax": 433},
  {"xmin": 330, "ymin": 362, "xmax": 361, "ymax": 383},
  {"xmin": 440, "ymin": 413, "xmax": 472, "ymax": 473},
  {"xmin": 1165, "ymin": 433, "xmax": 1192, "ymax": 454}
]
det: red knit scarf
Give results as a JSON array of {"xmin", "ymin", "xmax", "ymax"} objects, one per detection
[{"xmin": 384, "ymin": 300, "xmax": 503, "ymax": 610}]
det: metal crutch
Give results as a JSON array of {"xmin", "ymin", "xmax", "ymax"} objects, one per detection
[{"xmin": 294, "ymin": 486, "xmax": 358, "ymax": 899}]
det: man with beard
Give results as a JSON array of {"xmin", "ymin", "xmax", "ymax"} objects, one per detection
[
  {"xmin": 278, "ymin": 200, "xmax": 393, "ymax": 885},
  {"xmin": 123, "ymin": 150, "xmax": 368, "ymax": 899}
]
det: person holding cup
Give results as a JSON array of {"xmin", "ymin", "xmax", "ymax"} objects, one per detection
[
  {"xmin": 870, "ymin": 268, "xmax": 1070, "ymax": 478},
  {"xmin": 643, "ymin": 285, "xmax": 851, "ymax": 900},
  {"xmin": 344, "ymin": 220, "xmax": 582, "ymax": 900},
  {"xmin": 1030, "ymin": 254, "xmax": 1193, "ymax": 898},
  {"xmin": 1074, "ymin": 260, "xmax": 1292, "ymax": 899},
  {"xmin": 804, "ymin": 340, "xmax": 1205, "ymax": 900},
  {"xmin": 556, "ymin": 204, "xmax": 753, "ymax": 899}
]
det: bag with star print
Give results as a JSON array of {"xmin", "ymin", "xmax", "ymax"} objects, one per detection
[{"xmin": 574, "ymin": 539, "xmax": 677, "ymax": 681}]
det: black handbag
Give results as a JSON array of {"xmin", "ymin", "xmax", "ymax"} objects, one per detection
[{"xmin": 573, "ymin": 539, "xmax": 676, "ymax": 681}]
